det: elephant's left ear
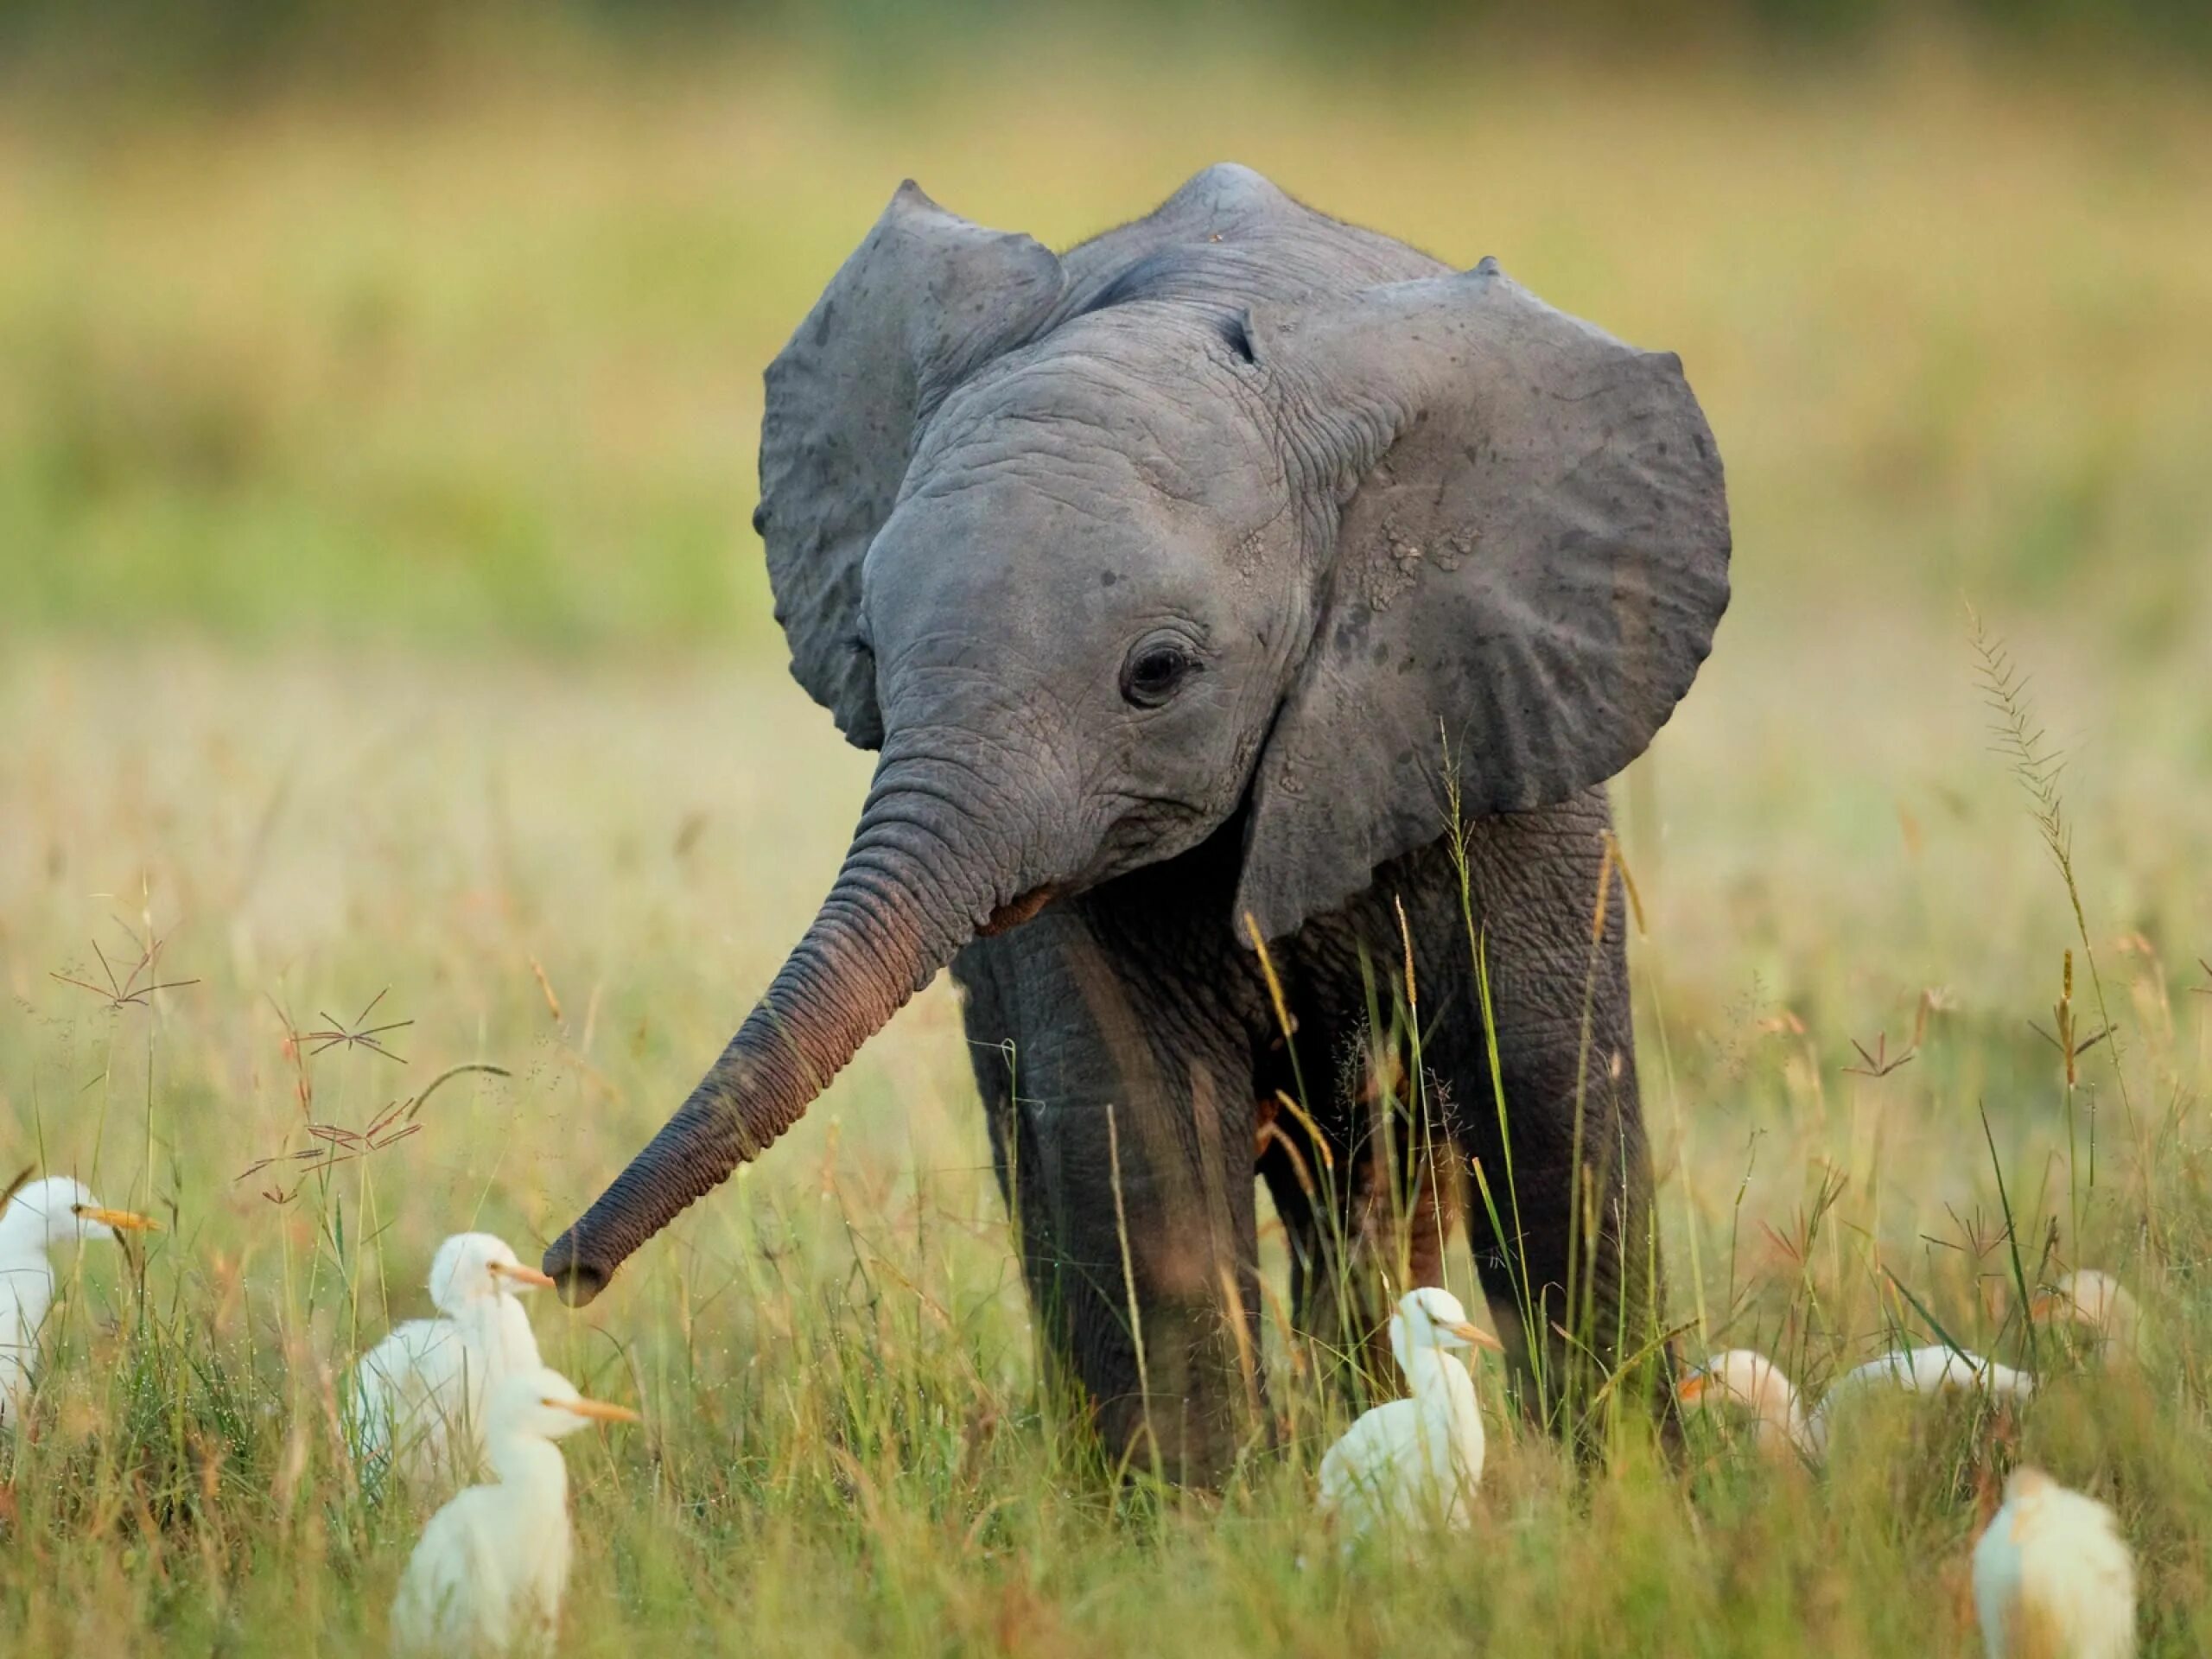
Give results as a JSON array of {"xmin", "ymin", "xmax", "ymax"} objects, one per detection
[{"xmin": 1236, "ymin": 263, "xmax": 1731, "ymax": 940}]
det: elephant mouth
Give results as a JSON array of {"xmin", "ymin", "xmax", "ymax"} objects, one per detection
[{"xmin": 977, "ymin": 884, "xmax": 1060, "ymax": 937}]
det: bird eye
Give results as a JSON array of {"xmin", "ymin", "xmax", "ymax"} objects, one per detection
[{"xmin": 1120, "ymin": 639, "xmax": 1199, "ymax": 709}]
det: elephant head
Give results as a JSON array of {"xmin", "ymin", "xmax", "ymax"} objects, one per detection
[{"xmin": 544, "ymin": 164, "xmax": 1729, "ymax": 1301}]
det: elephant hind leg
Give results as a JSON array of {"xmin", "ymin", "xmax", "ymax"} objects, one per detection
[{"xmin": 1336, "ymin": 1125, "xmax": 1459, "ymax": 1390}]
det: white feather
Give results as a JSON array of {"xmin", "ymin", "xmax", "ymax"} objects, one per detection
[
  {"xmin": 1973, "ymin": 1466, "xmax": 2136, "ymax": 1658},
  {"xmin": 351, "ymin": 1233, "xmax": 549, "ymax": 1488},
  {"xmin": 1805, "ymin": 1344, "xmax": 2033, "ymax": 1460},
  {"xmin": 1679, "ymin": 1349, "xmax": 1814, "ymax": 1461},
  {"xmin": 2034, "ymin": 1270, "xmax": 2142, "ymax": 1363},
  {"xmin": 0, "ymin": 1177, "xmax": 149, "ymax": 1428},
  {"xmin": 1315, "ymin": 1287, "xmax": 1497, "ymax": 1543},
  {"xmin": 390, "ymin": 1364, "xmax": 634, "ymax": 1656}
]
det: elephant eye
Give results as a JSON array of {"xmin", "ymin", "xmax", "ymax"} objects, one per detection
[{"xmin": 1120, "ymin": 640, "xmax": 1199, "ymax": 709}]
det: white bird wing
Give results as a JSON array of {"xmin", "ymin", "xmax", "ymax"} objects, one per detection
[
  {"xmin": 1971, "ymin": 1503, "xmax": 2024, "ymax": 1659},
  {"xmin": 380, "ymin": 1293, "xmax": 541, "ymax": 1483},
  {"xmin": 0, "ymin": 1257, "xmax": 57, "ymax": 1427},
  {"xmin": 2037, "ymin": 1488, "xmax": 2138, "ymax": 1659},
  {"xmin": 391, "ymin": 1487, "xmax": 505, "ymax": 1656},
  {"xmin": 0, "ymin": 1279, "xmax": 31, "ymax": 1427},
  {"xmin": 353, "ymin": 1319, "xmax": 470, "ymax": 1484},
  {"xmin": 492, "ymin": 1295, "xmax": 544, "ymax": 1375},
  {"xmin": 1978, "ymin": 1358, "xmax": 2035, "ymax": 1401},
  {"xmin": 1975, "ymin": 1484, "xmax": 2137, "ymax": 1659},
  {"xmin": 1894, "ymin": 1346, "xmax": 2031, "ymax": 1397},
  {"xmin": 1812, "ymin": 1345, "xmax": 2033, "ymax": 1452},
  {"xmin": 1319, "ymin": 1399, "xmax": 1430, "ymax": 1533}
]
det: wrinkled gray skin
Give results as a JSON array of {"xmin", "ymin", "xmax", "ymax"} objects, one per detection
[{"xmin": 545, "ymin": 164, "xmax": 1730, "ymax": 1481}]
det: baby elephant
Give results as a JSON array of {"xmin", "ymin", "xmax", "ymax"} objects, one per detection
[{"xmin": 547, "ymin": 163, "xmax": 1731, "ymax": 1481}]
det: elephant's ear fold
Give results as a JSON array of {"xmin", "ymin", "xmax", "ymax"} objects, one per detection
[
  {"xmin": 759, "ymin": 182, "xmax": 1065, "ymax": 748},
  {"xmin": 1236, "ymin": 263, "xmax": 1731, "ymax": 939}
]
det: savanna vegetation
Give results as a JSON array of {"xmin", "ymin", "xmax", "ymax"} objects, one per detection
[{"xmin": 2, "ymin": 16, "xmax": 2209, "ymax": 1655}]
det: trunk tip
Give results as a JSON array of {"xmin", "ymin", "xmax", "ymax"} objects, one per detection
[{"xmin": 543, "ymin": 1235, "xmax": 612, "ymax": 1307}]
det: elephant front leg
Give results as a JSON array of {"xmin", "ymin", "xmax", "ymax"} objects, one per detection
[
  {"xmin": 1448, "ymin": 804, "xmax": 1675, "ymax": 1443},
  {"xmin": 1079, "ymin": 1087, "xmax": 1265, "ymax": 1483},
  {"xmin": 957, "ymin": 927, "xmax": 1266, "ymax": 1485},
  {"xmin": 1461, "ymin": 1063, "xmax": 1667, "ymax": 1442}
]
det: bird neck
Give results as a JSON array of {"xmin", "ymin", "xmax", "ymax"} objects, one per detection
[
  {"xmin": 1758, "ymin": 1397, "xmax": 1812, "ymax": 1458},
  {"xmin": 0, "ymin": 1227, "xmax": 57, "ymax": 1338},
  {"xmin": 1402, "ymin": 1345, "xmax": 1481, "ymax": 1433},
  {"xmin": 1748, "ymin": 1373, "xmax": 1807, "ymax": 1443},
  {"xmin": 490, "ymin": 1432, "xmax": 571, "ymax": 1502},
  {"xmin": 0, "ymin": 1207, "xmax": 55, "ymax": 1265},
  {"xmin": 449, "ymin": 1292, "xmax": 517, "ymax": 1346}
]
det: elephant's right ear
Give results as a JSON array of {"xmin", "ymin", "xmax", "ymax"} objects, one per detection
[{"xmin": 758, "ymin": 182, "xmax": 1065, "ymax": 748}]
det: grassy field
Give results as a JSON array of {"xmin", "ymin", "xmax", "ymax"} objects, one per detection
[{"xmin": 3, "ymin": 36, "xmax": 2211, "ymax": 1656}]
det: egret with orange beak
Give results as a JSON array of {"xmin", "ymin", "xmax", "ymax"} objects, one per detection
[
  {"xmin": 2030, "ymin": 1270, "xmax": 2142, "ymax": 1364},
  {"xmin": 0, "ymin": 1172, "xmax": 158, "ymax": 1429},
  {"xmin": 391, "ymin": 1365, "xmax": 640, "ymax": 1656},
  {"xmin": 352, "ymin": 1232, "xmax": 558, "ymax": 1488},
  {"xmin": 1317, "ymin": 1287, "xmax": 1505, "ymax": 1544},
  {"xmin": 1679, "ymin": 1349, "xmax": 1815, "ymax": 1462}
]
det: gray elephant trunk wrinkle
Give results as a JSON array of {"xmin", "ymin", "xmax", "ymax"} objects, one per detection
[{"xmin": 542, "ymin": 756, "xmax": 1020, "ymax": 1303}]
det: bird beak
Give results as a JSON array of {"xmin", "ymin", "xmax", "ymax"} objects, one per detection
[
  {"xmin": 74, "ymin": 1205, "xmax": 160, "ymax": 1232},
  {"xmin": 491, "ymin": 1262, "xmax": 558, "ymax": 1289},
  {"xmin": 558, "ymin": 1397, "xmax": 642, "ymax": 1425},
  {"xmin": 1676, "ymin": 1374, "xmax": 1707, "ymax": 1405},
  {"xmin": 1448, "ymin": 1320, "xmax": 1504, "ymax": 1352},
  {"xmin": 2026, "ymin": 1293, "xmax": 2059, "ymax": 1321}
]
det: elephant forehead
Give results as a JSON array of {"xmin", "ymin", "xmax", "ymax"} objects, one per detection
[
  {"xmin": 861, "ymin": 493, "xmax": 1198, "ymax": 674},
  {"xmin": 911, "ymin": 318, "xmax": 1281, "ymax": 511},
  {"xmin": 877, "ymin": 466, "xmax": 1191, "ymax": 573}
]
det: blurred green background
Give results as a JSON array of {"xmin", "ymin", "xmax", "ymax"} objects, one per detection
[
  {"xmin": 3, "ymin": 16, "xmax": 2211, "ymax": 1651},
  {"xmin": 3, "ymin": 4, "xmax": 2208, "ymax": 666}
]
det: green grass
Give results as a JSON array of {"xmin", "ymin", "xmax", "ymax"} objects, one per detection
[
  {"xmin": 3, "ymin": 628, "xmax": 2208, "ymax": 1654},
  {"xmin": 3, "ymin": 35, "xmax": 2212, "ymax": 1658}
]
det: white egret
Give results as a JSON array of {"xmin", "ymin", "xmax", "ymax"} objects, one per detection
[
  {"xmin": 0, "ymin": 1173, "xmax": 158, "ymax": 1429},
  {"xmin": 1677, "ymin": 1349, "xmax": 1814, "ymax": 1462},
  {"xmin": 2031, "ymin": 1271, "xmax": 2141, "ymax": 1363},
  {"xmin": 390, "ymin": 1364, "xmax": 639, "ymax": 1656},
  {"xmin": 1316, "ymin": 1286, "xmax": 1503, "ymax": 1541},
  {"xmin": 353, "ymin": 1232, "xmax": 555, "ymax": 1486},
  {"xmin": 1806, "ymin": 1344, "xmax": 2034, "ymax": 1461},
  {"xmin": 1972, "ymin": 1465, "xmax": 2135, "ymax": 1658}
]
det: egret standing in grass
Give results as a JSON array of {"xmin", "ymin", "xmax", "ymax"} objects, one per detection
[
  {"xmin": 0, "ymin": 1173, "xmax": 158, "ymax": 1429},
  {"xmin": 1317, "ymin": 1287, "xmax": 1503, "ymax": 1542},
  {"xmin": 390, "ymin": 1364, "xmax": 639, "ymax": 1656},
  {"xmin": 1805, "ymin": 1344, "xmax": 2035, "ymax": 1461},
  {"xmin": 1678, "ymin": 1349, "xmax": 1814, "ymax": 1462},
  {"xmin": 353, "ymin": 1232, "xmax": 555, "ymax": 1486},
  {"xmin": 2031, "ymin": 1271, "xmax": 2141, "ymax": 1363},
  {"xmin": 1972, "ymin": 1465, "xmax": 2135, "ymax": 1658}
]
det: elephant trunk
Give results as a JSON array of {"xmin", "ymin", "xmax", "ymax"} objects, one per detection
[{"xmin": 543, "ymin": 753, "xmax": 1020, "ymax": 1304}]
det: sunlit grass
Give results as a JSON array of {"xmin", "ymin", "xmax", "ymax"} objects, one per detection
[{"xmin": 1, "ymin": 633, "xmax": 2207, "ymax": 1653}]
